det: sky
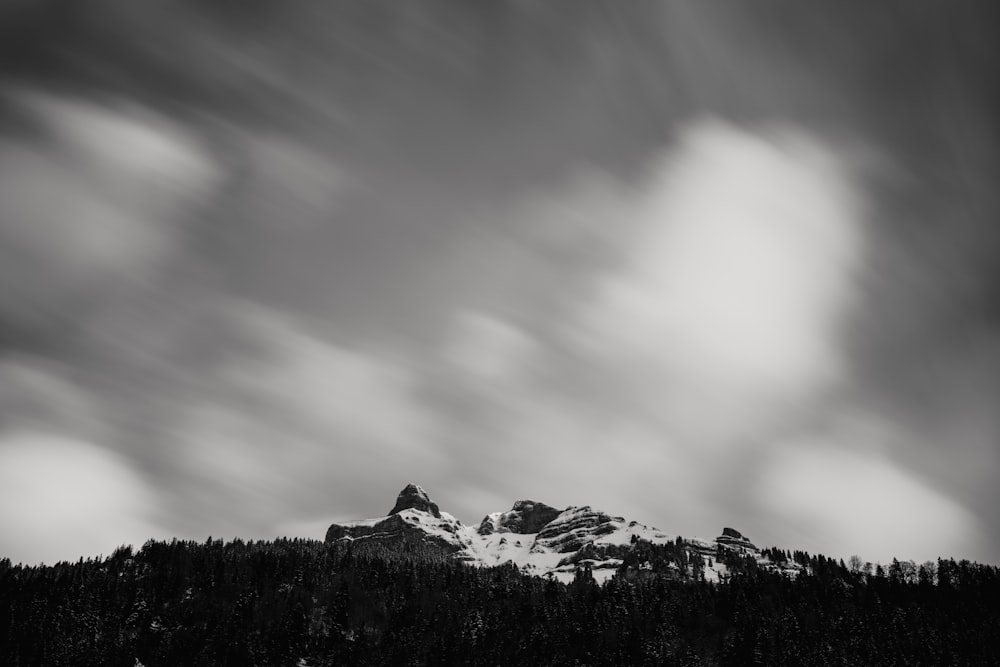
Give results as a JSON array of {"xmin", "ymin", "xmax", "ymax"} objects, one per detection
[{"xmin": 0, "ymin": 1, "xmax": 998, "ymax": 567}]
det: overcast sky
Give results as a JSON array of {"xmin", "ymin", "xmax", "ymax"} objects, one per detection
[{"xmin": 1, "ymin": 1, "xmax": 997, "ymax": 567}]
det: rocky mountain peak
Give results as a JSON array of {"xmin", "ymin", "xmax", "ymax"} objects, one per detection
[{"xmin": 388, "ymin": 483, "xmax": 441, "ymax": 518}]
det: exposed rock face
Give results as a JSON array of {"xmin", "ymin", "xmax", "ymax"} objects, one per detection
[
  {"xmin": 506, "ymin": 500, "xmax": 562, "ymax": 533},
  {"xmin": 477, "ymin": 516, "xmax": 497, "ymax": 535},
  {"xmin": 325, "ymin": 513, "xmax": 409, "ymax": 543},
  {"xmin": 535, "ymin": 506, "xmax": 623, "ymax": 553},
  {"xmin": 477, "ymin": 500, "xmax": 561, "ymax": 535},
  {"xmin": 388, "ymin": 483, "xmax": 440, "ymax": 518},
  {"xmin": 325, "ymin": 510, "xmax": 463, "ymax": 556},
  {"xmin": 716, "ymin": 527, "xmax": 758, "ymax": 553}
]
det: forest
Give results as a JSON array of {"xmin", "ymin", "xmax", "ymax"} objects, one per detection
[{"xmin": 1, "ymin": 537, "xmax": 998, "ymax": 665}]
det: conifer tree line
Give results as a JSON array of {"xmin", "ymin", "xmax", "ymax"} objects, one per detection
[{"xmin": 1, "ymin": 537, "xmax": 998, "ymax": 665}]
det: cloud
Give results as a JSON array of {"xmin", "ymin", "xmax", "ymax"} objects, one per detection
[
  {"xmin": 0, "ymin": 357, "xmax": 97, "ymax": 434},
  {"xmin": 572, "ymin": 118, "xmax": 865, "ymax": 442},
  {"xmin": 442, "ymin": 311, "xmax": 537, "ymax": 385},
  {"xmin": 217, "ymin": 303, "xmax": 434, "ymax": 452},
  {"xmin": 427, "ymin": 310, "xmax": 718, "ymax": 531},
  {"xmin": 233, "ymin": 131, "xmax": 353, "ymax": 229},
  {"xmin": 426, "ymin": 365, "xmax": 725, "ymax": 537},
  {"xmin": 0, "ymin": 89, "xmax": 219, "ymax": 328},
  {"xmin": 0, "ymin": 432, "xmax": 161, "ymax": 565},
  {"xmin": 159, "ymin": 302, "xmax": 444, "ymax": 538},
  {"xmin": 21, "ymin": 90, "xmax": 217, "ymax": 198},
  {"xmin": 756, "ymin": 425, "xmax": 979, "ymax": 564}
]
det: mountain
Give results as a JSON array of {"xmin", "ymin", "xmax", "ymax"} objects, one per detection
[{"xmin": 325, "ymin": 483, "xmax": 798, "ymax": 583}]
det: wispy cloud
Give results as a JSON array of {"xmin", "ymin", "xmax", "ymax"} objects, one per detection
[{"xmin": 0, "ymin": 90, "xmax": 219, "ymax": 328}]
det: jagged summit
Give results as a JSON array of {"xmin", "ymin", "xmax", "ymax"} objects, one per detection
[
  {"xmin": 388, "ymin": 483, "xmax": 441, "ymax": 518},
  {"xmin": 325, "ymin": 486, "xmax": 792, "ymax": 583}
]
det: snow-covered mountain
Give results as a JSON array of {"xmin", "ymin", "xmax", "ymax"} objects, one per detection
[{"xmin": 325, "ymin": 484, "xmax": 795, "ymax": 584}]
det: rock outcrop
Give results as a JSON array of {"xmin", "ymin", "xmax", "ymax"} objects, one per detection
[
  {"xmin": 388, "ymin": 483, "xmax": 440, "ymax": 518},
  {"xmin": 477, "ymin": 500, "xmax": 561, "ymax": 535},
  {"xmin": 534, "ymin": 506, "xmax": 623, "ymax": 553},
  {"xmin": 716, "ymin": 526, "xmax": 758, "ymax": 553}
]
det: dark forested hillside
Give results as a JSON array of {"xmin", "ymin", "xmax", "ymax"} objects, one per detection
[{"xmin": 1, "ymin": 538, "xmax": 998, "ymax": 666}]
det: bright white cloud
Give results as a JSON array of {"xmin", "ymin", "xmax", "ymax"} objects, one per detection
[
  {"xmin": 757, "ymin": 431, "xmax": 977, "ymax": 564},
  {"xmin": 0, "ymin": 432, "xmax": 160, "ymax": 565},
  {"xmin": 574, "ymin": 117, "xmax": 864, "ymax": 440}
]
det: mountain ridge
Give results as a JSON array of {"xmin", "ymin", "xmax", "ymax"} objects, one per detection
[{"xmin": 325, "ymin": 483, "xmax": 792, "ymax": 583}]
